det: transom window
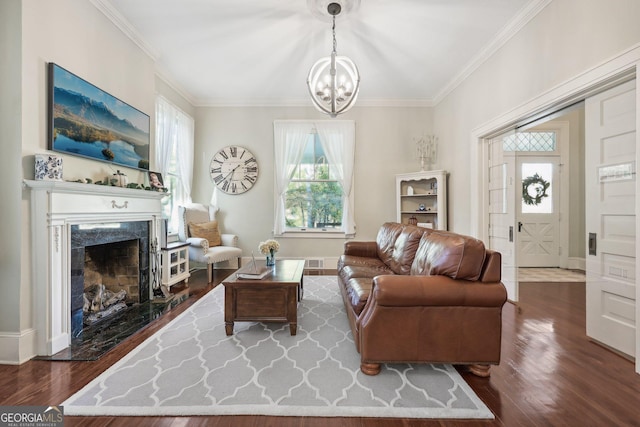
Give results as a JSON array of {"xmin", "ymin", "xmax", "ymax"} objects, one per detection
[{"xmin": 503, "ymin": 131, "xmax": 556, "ymax": 152}]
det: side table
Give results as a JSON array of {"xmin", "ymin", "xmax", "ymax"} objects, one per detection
[{"xmin": 161, "ymin": 241, "xmax": 190, "ymax": 297}]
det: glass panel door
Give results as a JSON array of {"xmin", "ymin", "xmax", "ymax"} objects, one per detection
[{"xmin": 517, "ymin": 158, "xmax": 560, "ymax": 267}]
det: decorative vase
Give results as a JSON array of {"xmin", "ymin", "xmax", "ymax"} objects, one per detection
[
  {"xmin": 35, "ymin": 154, "xmax": 63, "ymax": 181},
  {"xmin": 111, "ymin": 170, "xmax": 128, "ymax": 187},
  {"xmin": 266, "ymin": 248, "xmax": 276, "ymax": 266}
]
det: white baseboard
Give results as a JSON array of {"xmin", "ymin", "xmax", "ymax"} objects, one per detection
[
  {"xmin": 567, "ymin": 257, "xmax": 586, "ymax": 271},
  {"xmin": 0, "ymin": 328, "xmax": 37, "ymax": 365}
]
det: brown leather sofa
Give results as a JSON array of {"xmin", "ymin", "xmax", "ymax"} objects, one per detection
[{"xmin": 338, "ymin": 222, "xmax": 507, "ymax": 377}]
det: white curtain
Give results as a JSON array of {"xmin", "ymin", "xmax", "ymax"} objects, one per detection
[
  {"xmin": 155, "ymin": 96, "xmax": 173, "ymax": 178},
  {"xmin": 175, "ymin": 108, "xmax": 194, "ymax": 202},
  {"xmin": 315, "ymin": 121, "xmax": 356, "ymax": 236},
  {"xmin": 155, "ymin": 95, "xmax": 194, "ymax": 203},
  {"xmin": 273, "ymin": 121, "xmax": 310, "ymax": 235}
]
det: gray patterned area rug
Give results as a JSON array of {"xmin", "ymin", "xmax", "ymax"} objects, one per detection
[{"xmin": 63, "ymin": 276, "xmax": 493, "ymax": 419}]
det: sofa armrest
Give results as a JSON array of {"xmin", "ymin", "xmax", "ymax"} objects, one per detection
[
  {"xmin": 220, "ymin": 233, "xmax": 239, "ymax": 247},
  {"xmin": 344, "ymin": 241, "xmax": 378, "ymax": 258},
  {"xmin": 371, "ymin": 275, "xmax": 507, "ymax": 307}
]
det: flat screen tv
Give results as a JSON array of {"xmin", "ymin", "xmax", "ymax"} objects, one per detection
[{"xmin": 48, "ymin": 63, "xmax": 150, "ymax": 170}]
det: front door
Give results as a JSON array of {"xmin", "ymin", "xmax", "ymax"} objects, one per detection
[
  {"xmin": 585, "ymin": 80, "xmax": 636, "ymax": 358},
  {"xmin": 516, "ymin": 156, "xmax": 561, "ymax": 267}
]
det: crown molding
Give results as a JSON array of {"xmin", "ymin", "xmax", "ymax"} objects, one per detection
[
  {"xmin": 433, "ymin": 0, "xmax": 552, "ymax": 105},
  {"xmin": 91, "ymin": 0, "xmax": 545, "ymax": 111},
  {"xmin": 90, "ymin": 0, "xmax": 160, "ymax": 60},
  {"xmin": 92, "ymin": 0, "xmax": 198, "ymax": 106},
  {"xmin": 192, "ymin": 97, "xmax": 434, "ymax": 108},
  {"xmin": 154, "ymin": 68, "xmax": 198, "ymax": 106}
]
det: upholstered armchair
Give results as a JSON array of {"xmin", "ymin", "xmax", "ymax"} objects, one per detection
[{"xmin": 178, "ymin": 203, "xmax": 242, "ymax": 282}]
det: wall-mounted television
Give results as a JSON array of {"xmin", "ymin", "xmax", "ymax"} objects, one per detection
[{"xmin": 48, "ymin": 63, "xmax": 150, "ymax": 170}]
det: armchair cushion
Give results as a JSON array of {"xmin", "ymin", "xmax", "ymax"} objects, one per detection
[
  {"xmin": 178, "ymin": 203, "xmax": 217, "ymax": 242},
  {"xmin": 188, "ymin": 220, "xmax": 222, "ymax": 247}
]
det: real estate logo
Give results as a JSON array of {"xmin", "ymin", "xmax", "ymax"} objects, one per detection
[{"xmin": 0, "ymin": 406, "xmax": 63, "ymax": 427}]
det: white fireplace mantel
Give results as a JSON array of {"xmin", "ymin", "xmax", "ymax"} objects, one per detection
[{"xmin": 24, "ymin": 180, "xmax": 167, "ymax": 356}]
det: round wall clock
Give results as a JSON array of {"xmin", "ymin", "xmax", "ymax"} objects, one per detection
[{"xmin": 209, "ymin": 145, "xmax": 259, "ymax": 194}]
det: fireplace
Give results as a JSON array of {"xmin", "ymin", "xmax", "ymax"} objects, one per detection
[
  {"xmin": 24, "ymin": 180, "xmax": 166, "ymax": 356},
  {"xmin": 70, "ymin": 221, "xmax": 151, "ymax": 338}
]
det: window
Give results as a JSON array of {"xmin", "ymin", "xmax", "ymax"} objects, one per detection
[
  {"xmin": 521, "ymin": 162, "xmax": 553, "ymax": 214},
  {"xmin": 286, "ymin": 134, "xmax": 343, "ymax": 230},
  {"xmin": 503, "ymin": 131, "xmax": 556, "ymax": 152},
  {"xmin": 273, "ymin": 121, "xmax": 355, "ymax": 237},
  {"xmin": 155, "ymin": 96, "xmax": 194, "ymax": 234}
]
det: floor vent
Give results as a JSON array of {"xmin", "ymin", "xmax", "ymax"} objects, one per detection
[{"xmin": 306, "ymin": 258, "xmax": 324, "ymax": 269}]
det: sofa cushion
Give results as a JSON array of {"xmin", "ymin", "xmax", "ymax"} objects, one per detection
[
  {"xmin": 376, "ymin": 223, "xmax": 426, "ymax": 274},
  {"xmin": 410, "ymin": 230, "xmax": 486, "ymax": 281},
  {"xmin": 338, "ymin": 261, "xmax": 394, "ymax": 285},
  {"xmin": 344, "ymin": 277, "xmax": 375, "ymax": 315},
  {"xmin": 338, "ymin": 254, "xmax": 390, "ymax": 271},
  {"xmin": 376, "ymin": 222, "xmax": 404, "ymax": 266},
  {"xmin": 386, "ymin": 226, "xmax": 426, "ymax": 274}
]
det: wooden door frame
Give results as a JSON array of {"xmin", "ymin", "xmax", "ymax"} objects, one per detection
[{"xmin": 471, "ymin": 46, "xmax": 640, "ymax": 374}]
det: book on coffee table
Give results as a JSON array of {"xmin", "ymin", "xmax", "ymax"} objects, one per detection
[
  {"xmin": 236, "ymin": 255, "xmax": 272, "ymax": 280},
  {"xmin": 237, "ymin": 267, "xmax": 271, "ymax": 280}
]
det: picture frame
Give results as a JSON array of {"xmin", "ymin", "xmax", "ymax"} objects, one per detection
[
  {"xmin": 48, "ymin": 63, "xmax": 150, "ymax": 170},
  {"xmin": 148, "ymin": 171, "xmax": 166, "ymax": 191}
]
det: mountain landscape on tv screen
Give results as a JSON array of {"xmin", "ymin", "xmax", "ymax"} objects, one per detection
[{"xmin": 53, "ymin": 87, "xmax": 149, "ymax": 149}]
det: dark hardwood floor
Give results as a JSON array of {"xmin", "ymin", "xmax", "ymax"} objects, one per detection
[{"xmin": 1, "ymin": 269, "xmax": 639, "ymax": 426}]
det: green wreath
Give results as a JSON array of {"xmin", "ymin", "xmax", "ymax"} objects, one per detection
[{"xmin": 522, "ymin": 173, "xmax": 550, "ymax": 206}]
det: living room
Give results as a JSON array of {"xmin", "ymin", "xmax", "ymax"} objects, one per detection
[{"xmin": 2, "ymin": 0, "xmax": 640, "ymax": 424}]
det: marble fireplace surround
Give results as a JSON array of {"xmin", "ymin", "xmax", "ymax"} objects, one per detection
[{"xmin": 24, "ymin": 180, "xmax": 166, "ymax": 356}]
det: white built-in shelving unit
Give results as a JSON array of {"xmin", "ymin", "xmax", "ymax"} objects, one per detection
[{"xmin": 396, "ymin": 170, "xmax": 448, "ymax": 230}]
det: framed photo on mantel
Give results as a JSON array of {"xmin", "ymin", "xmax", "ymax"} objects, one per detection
[{"xmin": 148, "ymin": 171, "xmax": 166, "ymax": 191}]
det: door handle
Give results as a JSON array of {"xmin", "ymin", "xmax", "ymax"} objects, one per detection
[
  {"xmin": 518, "ymin": 221, "xmax": 523, "ymax": 232},
  {"xmin": 588, "ymin": 232, "xmax": 597, "ymax": 256},
  {"xmin": 509, "ymin": 226, "xmax": 514, "ymax": 242}
]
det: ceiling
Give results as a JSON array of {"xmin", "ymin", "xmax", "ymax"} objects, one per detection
[{"xmin": 97, "ymin": 0, "xmax": 543, "ymax": 107}]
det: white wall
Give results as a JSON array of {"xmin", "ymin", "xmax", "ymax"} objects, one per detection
[
  {"xmin": 6, "ymin": 0, "xmax": 163, "ymax": 364},
  {"xmin": 434, "ymin": 0, "xmax": 640, "ymax": 235},
  {"xmin": 0, "ymin": 0, "xmax": 24, "ymax": 363},
  {"xmin": 193, "ymin": 106, "xmax": 433, "ymax": 258}
]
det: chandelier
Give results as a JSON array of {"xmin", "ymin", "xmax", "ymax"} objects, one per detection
[{"xmin": 307, "ymin": 2, "xmax": 360, "ymax": 118}]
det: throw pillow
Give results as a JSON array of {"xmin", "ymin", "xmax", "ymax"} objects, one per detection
[{"xmin": 188, "ymin": 220, "xmax": 222, "ymax": 247}]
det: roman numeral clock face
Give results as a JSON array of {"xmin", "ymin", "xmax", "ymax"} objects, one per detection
[{"xmin": 210, "ymin": 145, "xmax": 259, "ymax": 194}]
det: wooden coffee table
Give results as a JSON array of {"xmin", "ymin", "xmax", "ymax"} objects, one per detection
[{"xmin": 222, "ymin": 259, "xmax": 305, "ymax": 336}]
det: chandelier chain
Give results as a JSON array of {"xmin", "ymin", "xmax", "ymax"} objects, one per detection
[{"xmin": 332, "ymin": 15, "xmax": 337, "ymax": 53}]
